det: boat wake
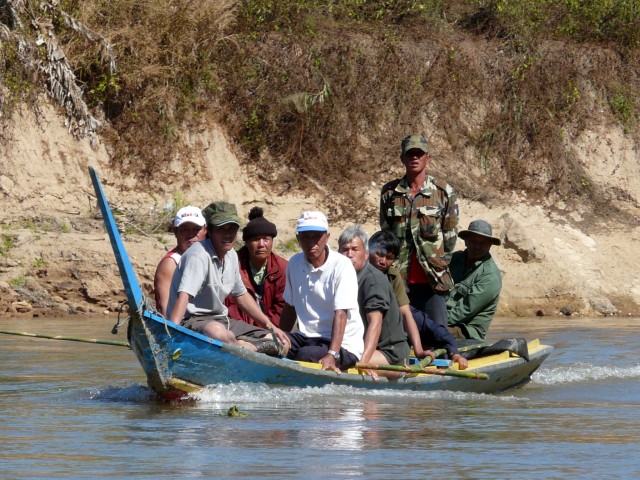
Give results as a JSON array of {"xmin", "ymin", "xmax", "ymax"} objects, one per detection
[
  {"xmin": 190, "ymin": 382, "xmax": 519, "ymax": 405},
  {"xmin": 532, "ymin": 363, "xmax": 640, "ymax": 385},
  {"xmin": 82, "ymin": 382, "xmax": 525, "ymax": 405}
]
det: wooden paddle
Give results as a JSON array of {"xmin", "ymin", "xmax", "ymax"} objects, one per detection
[
  {"xmin": 355, "ymin": 362, "xmax": 489, "ymax": 380},
  {"xmin": 357, "ymin": 348, "xmax": 489, "ymax": 379},
  {"xmin": 0, "ymin": 329, "xmax": 129, "ymax": 347}
]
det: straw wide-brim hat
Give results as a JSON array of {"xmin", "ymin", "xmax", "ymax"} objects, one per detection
[{"xmin": 458, "ymin": 219, "xmax": 501, "ymax": 246}]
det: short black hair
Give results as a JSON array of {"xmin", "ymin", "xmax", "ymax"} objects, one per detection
[{"xmin": 368, "ymin": 230, "xmax": 400, "ymax": 257}]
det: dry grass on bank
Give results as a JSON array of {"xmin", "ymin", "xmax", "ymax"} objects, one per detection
[{"xmin": 1, "ymin": 0, "xmax": 639, "ymax": 221}]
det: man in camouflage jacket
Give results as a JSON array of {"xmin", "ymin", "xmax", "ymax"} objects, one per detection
[{"xmin": 380, "ymin": 134, "xmax": 459, "ymax": 327}]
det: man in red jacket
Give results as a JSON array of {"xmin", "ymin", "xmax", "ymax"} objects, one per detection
[{"xmin": 225, "ymin": 207, "xmax": 292, "ymax": 330}]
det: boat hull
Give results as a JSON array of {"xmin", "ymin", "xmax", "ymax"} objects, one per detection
[{"xmin": 129, "ymin": 309, "xmax": 552, "ymax": 399}]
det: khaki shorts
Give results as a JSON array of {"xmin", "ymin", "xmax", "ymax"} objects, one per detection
[
  {"xmin": 182, "ymin": 315, "xmax": 269, "ymax": 339},
  {"xmin": 448, "ymin": 325, "xmax": 466, "ymax": 339}
]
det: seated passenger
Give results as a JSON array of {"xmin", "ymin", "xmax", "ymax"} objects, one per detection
[
  {"xmin": 166, "ymin": 201, "xmax": 290, "ymax": 355},
  {"xmin": 368, "ymin": 230, "xmax": 468, "ymax": 369},
  {"xmin": 154, "ymin": 206, "xmax": 206, "ymax": 317},
  {"xmin": 224, "ymin": 207, "xmax": 290, "ymax": 330},
  {"xmin": 279, "ymin": 211, "xmax": 364, "ymax": 373},
  {"xmin": 447, "ymin": 220, "xmax": 502, "ymax": 341},
  {"xmin": 338, "ymin": 224, "xmax": 411, "ymax": 379}
]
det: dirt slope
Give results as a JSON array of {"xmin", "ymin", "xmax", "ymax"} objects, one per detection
[{"xmin": 1, "ymin": 103, "xmax": 639, "ymax": 318}]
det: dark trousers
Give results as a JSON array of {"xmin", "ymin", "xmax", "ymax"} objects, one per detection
[
  {"xmin": 285, "ymin": 332, "xmax": 358, "ymax": 370},
  {"xmin": 410, "ymin": 305, "xmax": 458, "ymax": 355},
  {"xmin": 407, "ymin": 283, "xmax": 448, "ymax": 328}
]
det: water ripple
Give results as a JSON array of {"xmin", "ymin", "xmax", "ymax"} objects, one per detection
[{"xmin": 88, "ymin": 383, "xmax": 156, "ymax": 402}]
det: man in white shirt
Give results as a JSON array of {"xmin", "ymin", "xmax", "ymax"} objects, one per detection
[{"xmin": 280, "ymin": 211, "xmax": 365, "ymax": 373}]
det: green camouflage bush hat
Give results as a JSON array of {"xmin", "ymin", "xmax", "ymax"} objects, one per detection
[
  {"xmin": 202, "ymin": 201, "xmax": 240, "ymax": 228},
  {"xmin": 401, "ymin": 134, "xmax": 429, "ymax": 155},
  {"xmin": 458, "ymin": 219, "xmax": 501, "ymax": 246}
]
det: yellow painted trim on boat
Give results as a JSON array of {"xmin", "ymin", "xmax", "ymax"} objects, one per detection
[
  {"xmin": 265, "ymin": 339, "xmax": 552, "ymax": 377},
  {"xmin": 297, "ymin": 360, "xmax": 324, "ymax": 370},
  {"xmin": 528, "ymin": 339, "xmax": 541, "ymax": 349},
  {"xmin": 467, "ymin": 350, "xmax": 511, "ymax": 368},
  {"xmin": 168, "ymin": 377, "xmax": 203, "ymax": 393}
]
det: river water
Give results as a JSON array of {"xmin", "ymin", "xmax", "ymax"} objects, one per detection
[{"xmin": 1, "ymin": 315, "xmax": 639, "ymax": 479}]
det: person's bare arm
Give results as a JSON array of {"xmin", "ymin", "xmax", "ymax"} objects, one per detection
[
  {"xmin": 319, "ymin": 309, "xmax": 348, "ymax": 374},
  {"xmin": 360, "ymin": 311, "xmax": 382, "ymax": 364},
  {"xmin": 153, "ymin": 258, "xmax": 177, "ymax": 317},
  {"xmin": 168, "ymin": 291, "xmax": 191, "ymax": 325},
  {"xmin": 359, "ymin": 310, "xmax": 383, "ymax": 380}
]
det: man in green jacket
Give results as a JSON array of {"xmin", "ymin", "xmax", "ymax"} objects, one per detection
[{"xmin": 447, "ymin": 220, "xmax": 502, "ymax": 340}]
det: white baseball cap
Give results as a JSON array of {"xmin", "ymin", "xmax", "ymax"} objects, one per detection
[
  {"xmin": 296, "ymin": 211, "xmax": 329, "ymax": 233},
  {"xmin": 173, "ymin": 206, "xmax": 206, "ymax": 228}
]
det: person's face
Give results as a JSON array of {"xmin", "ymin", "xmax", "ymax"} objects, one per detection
[
  {"xmin": 369, "ymin": 249, "xmax": 396, "ymax": 273},
  {"xmin": 175, "ymin": 223, "xmax": 206, "ymax": 253},
  {"xmin": 463, "ymin": 233, "xmax": 493, "ymax": 262},
  {"xmin": 297, "ymin": 231, "xmax": 329, "ymax": 264},
  {"xmin": 208, "ymin": 223, "xmax": 239, "ymax": 256},
  {"xmin": 339, "ymin": 236, "xmax": 368, "ymax": 272},
  {"xmin": 246, "ymin": 235, "xmax": 273, "ymax": 265},
  {"xmin": 401, "ymin": 148, "xmax": 429, "ymax": 175}
]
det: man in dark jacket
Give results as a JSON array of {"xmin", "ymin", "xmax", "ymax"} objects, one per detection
[{"xmin": 225, "ymin": 207, "xmax": 291, "ymax": 330}]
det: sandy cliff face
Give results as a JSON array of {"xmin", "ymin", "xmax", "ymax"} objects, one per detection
[{"xmin": 1, "ymin": 103, "xmax": 639, "ymax": 318}]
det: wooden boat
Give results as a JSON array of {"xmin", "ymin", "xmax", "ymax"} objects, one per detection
[{"xmin": 89, "ymin": 167, "xmax": 553, "ymax": 401}]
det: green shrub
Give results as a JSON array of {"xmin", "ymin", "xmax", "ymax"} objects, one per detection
[
  {"xmin": 281, "ymin": 237, "xmax": 300, "ymax": 254},
  {"xmin": 492, "ymin": 0, "xmax": 640, "ymax": 46},
  {"xmin": 609, "ymin": 85, "xmax": 637, "ymax": 133},
  {"xmin": 10, "ymin": 276, "xmax": 26, "ymax": 288},
  {"xmin": 0, "ymin": 234, "xmax": 15, "ymax": 256}
]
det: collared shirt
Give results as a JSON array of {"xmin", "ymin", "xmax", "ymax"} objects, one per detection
[
  {"xmin": 447, "ymin": 251, "xmax": 502, "ymax": 340},
  {"xmin": 167, "ymin": 238, "xmax": 247, "ymax": 319},
  {"xmin": 284, "ymin": 247, "xmax": 365, "ymax": 359},
  {"xmin": 385, "ymin": 266, "xmax": 410, "ymax": 308},
  {"xmin": 380, "ymin": 174, "xmax": 459, "ymax": 292},
  {"xmin": 250, "ymin": 262, "xmax": 267, "ymax": 286},
  {"xmin": 357, "ymin": 263, "xmax": 410, "ymax": 365}
]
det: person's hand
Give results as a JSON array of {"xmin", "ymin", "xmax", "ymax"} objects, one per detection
[
  {"xmin": 414, "ymin": 348, "xmax": 436, "ymax": 361},
  {"xmin": 362, "ymin": 368, "xmax": 379, "ymax": 381},
  {"xmin": 319, "ymin": 354, "xmax": 341, "ymax": 374},
  {"xmin": 267, "ymin": 325, "xmax": 290, "ymax": 356},
  {"xmin": 452, "ymin": 353, "xmax": 468, "ymax": 370}
]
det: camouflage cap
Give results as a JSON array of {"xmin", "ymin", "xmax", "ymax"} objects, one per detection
[
  {"xmin": 401, "ymin": 134, "xmax": 429, "ymax": 155},
  {"xmin": 202, "ymin": 201, "xmax": 240, "ymax": 228}
]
